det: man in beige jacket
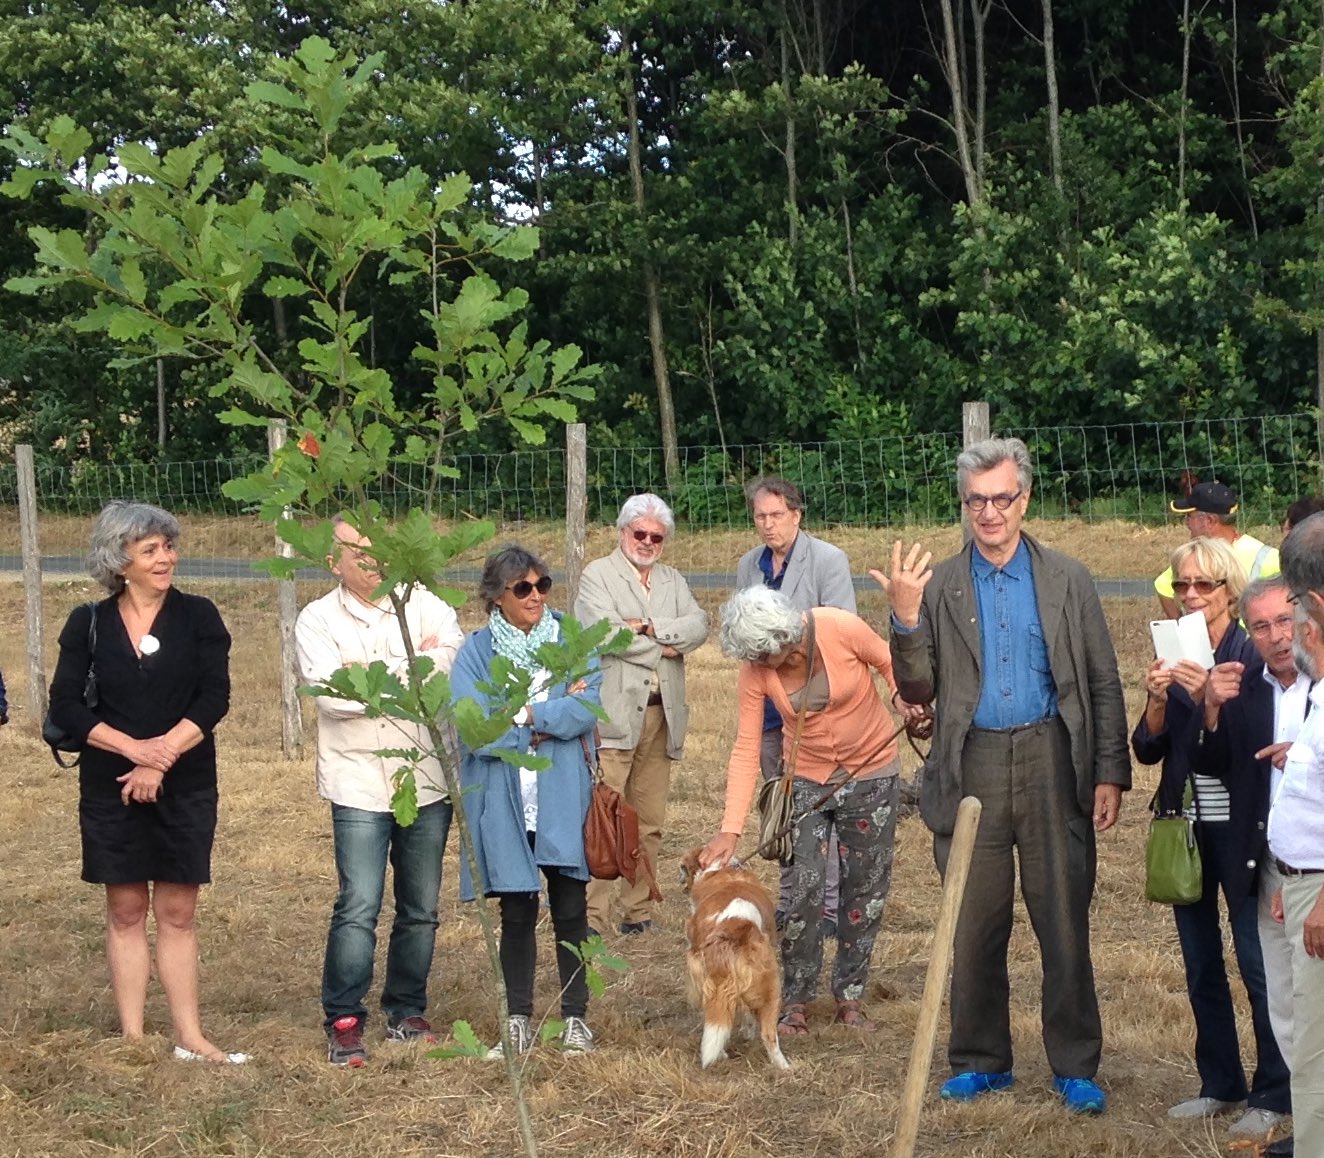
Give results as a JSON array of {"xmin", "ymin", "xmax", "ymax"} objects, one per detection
[{"xmin": 575, "ymin": 494, "xmax": 709, "ymax": 935}]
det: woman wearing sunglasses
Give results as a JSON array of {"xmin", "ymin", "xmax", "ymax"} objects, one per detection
[
  {"xmin": 450, "ymin": 545, "xmax": 602, "ymax": 1058},
  {"xmin": 1132, "ymin": 537, "xmax": 1288, "ymax": 1136}
]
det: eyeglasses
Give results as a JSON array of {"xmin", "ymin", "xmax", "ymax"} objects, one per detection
[
  {"xmin": 1249, "ymin": 614, "xmax": 1295, "ymax": 638},
  {"xmin": 631, "ymin": 529, "xmax": 665, "ymax": 545},
  {"xmin": 506, "ymin": 575, "xmax": 553, "ymax": 599},
  {"xmin": 1172, "ymin": 578, "xmax": 1227, "ymax": 597},
  {"xmin": 962, "ymin": 490, "xmax": 1022, "ymax": 512}
]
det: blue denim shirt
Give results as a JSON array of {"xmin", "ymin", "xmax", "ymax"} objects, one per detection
[
  {"xmin": 971, "ymin": 539, "xmax": 1058, "ymax": 729},
  {"xmin": 757, "ymin": 536, "xmax": 798, "ymax": 731}
]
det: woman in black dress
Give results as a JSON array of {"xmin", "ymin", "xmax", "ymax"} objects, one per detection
[{"xmin": 48, "ymin": 501, "xmax": 241, "ymax": 1063}]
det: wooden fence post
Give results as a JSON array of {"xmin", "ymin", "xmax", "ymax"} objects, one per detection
[
  {"xmin": 565, "ymin": 423, "xmax": 587, "ymax": 612},
  {"xmin": 268, "ymin": 420, "xmax": 304, "ymax": 759},
  {"xmin": 960, "ymin": 402, "xmax": 991, "ymax": 541},
  {"xmin": 16, "ymin": 445, "xmax": 46, "ymax": 731}
]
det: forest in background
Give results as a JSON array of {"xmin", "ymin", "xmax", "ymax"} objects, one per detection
[{"xmin": 3, "ymin": 0, "xmax": 1324, "ymax": 486}]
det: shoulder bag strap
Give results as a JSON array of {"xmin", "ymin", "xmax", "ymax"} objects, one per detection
[{"xmin": 779, "ymin": 611, "xmax": 817, "ymax": 786}]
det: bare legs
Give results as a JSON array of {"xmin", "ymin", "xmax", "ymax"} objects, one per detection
[{"xmin": 104, "ymin": 880, "xmax": 229, "ymax": 1060}]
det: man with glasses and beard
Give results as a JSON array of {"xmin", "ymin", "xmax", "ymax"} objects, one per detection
[
  {"xmin": 1261, "ymin": 513, "xmax": 1324, "ymax": 1156},
  {"xmin": 574, "ymin": 494, "xmax": 709, "ymax": 937}
]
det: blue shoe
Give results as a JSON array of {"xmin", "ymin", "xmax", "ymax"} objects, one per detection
[
  {"xmin": 940, "ymin": 1070, "xmax": 1015, "ymax": 1101},
  {"xmin": 1053, "ymin": 1076, "xmax": 1107, "ymax": 1114}
]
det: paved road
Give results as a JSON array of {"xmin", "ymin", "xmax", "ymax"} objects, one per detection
[{"xmin": 0, "ymin": 555, "xmax": 1155, "ymax": 598}]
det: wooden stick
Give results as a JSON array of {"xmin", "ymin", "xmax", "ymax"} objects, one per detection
[{"xmin": 891, "ymin": 795, "xmax": 983, "ymax": 1158}]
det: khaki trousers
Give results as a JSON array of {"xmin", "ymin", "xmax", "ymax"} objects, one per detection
[
  {"xmin": 586, "ymin": 704, "xmax": 671, "ymax": 931},
  {"xmin": 1281, "ymin": 874, "xmax": 1324, "ymax": 1154}
]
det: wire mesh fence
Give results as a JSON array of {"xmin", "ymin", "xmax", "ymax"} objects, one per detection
[{"xmin": 0, "ymin": 412, "xmax": 1317, "ymax": 567}]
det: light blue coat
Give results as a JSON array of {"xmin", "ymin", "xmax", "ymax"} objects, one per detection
[{"xmin": 451, "ymin": 616, "xmax": 601, "ymax": 899}]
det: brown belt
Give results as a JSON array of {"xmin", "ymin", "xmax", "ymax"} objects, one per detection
[{"xmin": 1275, "ymin": 857, "xmax": 1324, "ymax": 877}]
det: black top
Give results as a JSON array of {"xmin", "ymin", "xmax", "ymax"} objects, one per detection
[{"xmin": 49, "ymin": 588, "xmax": 231, "ymax": 797}]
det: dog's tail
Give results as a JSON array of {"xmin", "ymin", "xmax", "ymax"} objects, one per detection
[{"xmin": 695, "ymin": 920, "xmax": 775, "ymax": 1069}]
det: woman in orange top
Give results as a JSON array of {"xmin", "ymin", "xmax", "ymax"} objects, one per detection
[{"xmin": 701, "ymin": 585, "xmax": 920, "ymax": 1035}]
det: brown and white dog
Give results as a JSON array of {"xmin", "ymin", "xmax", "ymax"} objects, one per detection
[{"xmin": 678, "ymin": 847, "xmax": 790, "ymax": 1071}]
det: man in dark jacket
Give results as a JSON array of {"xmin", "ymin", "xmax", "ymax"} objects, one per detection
[{"xmin": 873, "ymin": 437, "xmax": 1130, "ymax": 1115}]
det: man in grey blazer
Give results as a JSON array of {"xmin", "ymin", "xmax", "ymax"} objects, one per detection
[
  {"xmin": 735, "ymin": 476, "xmax": 856, "ymax": 928},
  {"xmin": 575, "ymin": 494, "xmax": 709, "ymax": 936},
  {"xmin": 875, "ymin": 437, "xmax": 1130, "ymax": 1115}
]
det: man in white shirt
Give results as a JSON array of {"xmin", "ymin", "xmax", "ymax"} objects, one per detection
[
  {"xmin": 295, "ymin": 517, "xmax": 464, "ymax": 1067},
  {"xmin": 1264, "ymin": 512, "xmax": 1324, "ymax": 1157}
]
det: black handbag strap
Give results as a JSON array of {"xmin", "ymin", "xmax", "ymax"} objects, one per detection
[{"xmin": 49, "ymin": 601, "xmax": 99, "ymax": 769}]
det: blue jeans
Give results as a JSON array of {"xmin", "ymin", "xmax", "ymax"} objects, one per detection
[
  {"xmin": 1174, "ymin": 822, "xmax": 1290, "ymax": 1112},
  {"xmin": 322, "ymin": 800, "xmax": 451, "ymax": 1031}
]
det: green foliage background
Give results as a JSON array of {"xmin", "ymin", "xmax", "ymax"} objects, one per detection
[{"xmin": 3, "ymin": 0, "xmax": 1324, "ymax": 493}]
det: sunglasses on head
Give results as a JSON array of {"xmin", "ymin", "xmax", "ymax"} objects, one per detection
[
  {"xmin": 1172, "ymin": 577, "xmax": 1226, "ymax": 596},
  {"xmin": 507, "ymin": 575, "xmax": 553, "ymax": 599},
  {"xmin": 631, "ymin": 529, "xmax": 665, "ymax": 545}
]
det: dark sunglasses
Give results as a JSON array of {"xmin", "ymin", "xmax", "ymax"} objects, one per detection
[
  {"xmin": 507, "ymin": 575, "xmax": 553, "ymax": 599},
  {"xmin": 1172, "ymin": 578, "xmax": 1226, "ymax": 596},
  {"xmin": 631, "ymin": 529, "xmax": 665, "ymax": 545}
]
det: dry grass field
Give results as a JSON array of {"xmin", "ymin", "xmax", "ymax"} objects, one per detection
[{"xmin": 0, "ymin": 521, "xmax": 1285, "ymax": 1157}]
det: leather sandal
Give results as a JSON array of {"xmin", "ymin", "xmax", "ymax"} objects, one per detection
[
  {"xmin": 776, "ymin": 1002, "xmax": 809, "ymax": 1036},
  {"xmin": 834, "ymin": 1000, "xmax": 876, "ymax": 1032}
]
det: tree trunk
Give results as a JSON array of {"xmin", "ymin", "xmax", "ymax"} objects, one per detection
[
  {"xmin": 1041, "ymin": 0, "xmax": 1063, "ymax": 195},
  {"xmin": 781, "ymin": 26, "xmax": 800, "ymax": 246},
  {"xmin": 155, "ymin": 357, "xmax": 167, "ymax": 449},
  {"xmin": 1317, "ymin": 0, "xmax": 1324, "ymax": 469},
  {"xmin": 624, "ymin": 53, "xmax": 680, "ymax": 490},
  {"xmin": 938, "ymin": 0, "xmax": 982, "ymax": 207},
  {"xmin": 972, "ymin": 0, "xmax": 991, "ymax": 195},
  {"xmin": 1177, "ymin": 0, "xmax": 1192, "ymax": 204}
]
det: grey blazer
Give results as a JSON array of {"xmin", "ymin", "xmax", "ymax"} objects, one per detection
[
  {"xmin": 734, "ymin": 530, "xmax": 857, "ymax": 613},
  {"xmin": 889, "ymin": 533, "xmax": 1131, "ymax": 835},
  {"xmin": 573, "ymin": 548, "xmax": 709, "ymax": 759}
]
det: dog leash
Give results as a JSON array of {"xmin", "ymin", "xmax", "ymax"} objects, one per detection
[{"xmin": 747, "ymin": 711, "xmax": 934, "ymax": 863}]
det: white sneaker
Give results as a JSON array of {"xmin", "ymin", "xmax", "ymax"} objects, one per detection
[
  {"xmin": 485, "ymin": 1014, "xmax": 533, "ymax": 1060},
  {"xmin": 1228, "ymin": 1108, "xmax": 1288, "ymax": 1139},
  {"xmin": 560, "ymin": 1016, "xmax": 594, "ymax": 1053},
  {"xmin": 1167, "ymin": 1096, "xmax": 1245, "ymax": 1119}
]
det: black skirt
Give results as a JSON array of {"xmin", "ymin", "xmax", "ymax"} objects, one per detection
[{"xmin": 79, "ymin": 783, "xmax": 217, "ymax": 885}]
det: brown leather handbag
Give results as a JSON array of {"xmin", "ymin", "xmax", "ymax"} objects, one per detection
[{"xmin": 582, "ymin": 737, "xmax": 662, "ymax": 901}]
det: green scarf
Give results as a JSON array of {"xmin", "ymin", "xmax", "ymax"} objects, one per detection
[{"xmin": 488, "ymin": 606, "xmax": 559, "ymax": 675}]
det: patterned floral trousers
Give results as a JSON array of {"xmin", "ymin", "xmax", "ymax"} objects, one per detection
[{"xmin": 781, "ymin": 770, "xmax": 899, "ymax": 1004}]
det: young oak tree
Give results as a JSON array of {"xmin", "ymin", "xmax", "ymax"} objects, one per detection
[{"xmin": 3, "ymin": 36, "xmax": 627, "ymax": 1157}]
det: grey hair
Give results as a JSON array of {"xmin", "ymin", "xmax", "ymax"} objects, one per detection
[
  {"xmin": 478, "ymin": 544, "xmax": 550, "ymax": 613},
  {"xmin": 88, "ymin": 500, "xmax": 181, "ymax": 593},
  {"xmin": 956, "ymin": 437, "xmax": 1033, "ymax": 496},
  {"xmin": 616, "ymin": 493, "xmax": 675, "ymax": 535},
  {"xmin": 744, "ymin": 476, "xmax": 805, "ymax": 513},
  {"xmin": 1241, "ymin": 575, "xmax": 1292, "ymax": 619},
  {"xmin": 1283, "ymin": 512, "xmax": 1324, "ymax": 616},
  {"xmin": 719, "ymin": 585, "xmax": 805, "ymax": 662}
]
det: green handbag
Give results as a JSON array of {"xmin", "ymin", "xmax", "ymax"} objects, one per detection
[{"xmin": 1144, "ymin": 778, "xmax": 1203, "ymax": 906}]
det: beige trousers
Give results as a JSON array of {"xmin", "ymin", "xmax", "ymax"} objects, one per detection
[
  {"xmin": 586, "ymin": 704, "xmax": 671, "ymax": 931},
  {"xmin": 1281, "ymin": 874, "xmax": 1324, "ymax": 1154}
]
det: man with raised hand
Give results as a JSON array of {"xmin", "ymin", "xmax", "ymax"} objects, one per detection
[
  {"xmin": 574, "ymin": 493, "xmax": 708, "ymax": 937},
  {"xmin": 1261, "ymin": 513, "xmax": 1324, "ymax": 1157},
  {"xmin": 296, "ymin": 516, "xmax": 464, "ymax": 1067},
  {"xmin": 875, "ymin": 437, "xmax": 1129, "ymax": 1115},
  {"xmin": 735, "ymin": 476, "xmax": 856, "ymax": 932},
  {"xmin": 1157, "ymin": 481, "xmax": 1278, "ymax": 619}
]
